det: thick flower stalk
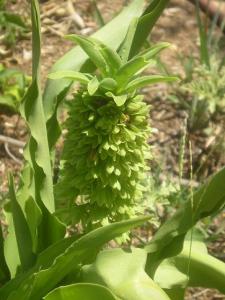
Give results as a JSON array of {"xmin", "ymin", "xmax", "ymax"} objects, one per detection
[{"xmin": 49, "ymin": 35, "xmax": 177, "ymax": 230}]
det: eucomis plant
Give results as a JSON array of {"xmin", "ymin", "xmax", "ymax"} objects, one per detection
[
  {"xmin": 49, "ymin": 35, "xmax": 177, "ymax": 230},
  {"xmin": 0, "ymin": 1, "xmax": 225, "ymax": 300}
]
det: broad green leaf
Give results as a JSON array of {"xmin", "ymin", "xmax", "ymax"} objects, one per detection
[
  {"xmin": 145, "ymin": 167, "xmax": 225, "ymax": 276},
  {"xmin": 4, "ymin": 217, "xmax": 149, "ymax": 300},
  {"xmin": 82, "ymin": 248, "xmax": 171, "ymax": 300},
  {"xmin": 48, "ymin": 71, "xmax": 90, "ymax": 84},
  {"xmin": 129, "ymin": 0, "xmax": 170, "ymax": 57},
  {"xmin": 116, "ymin": 42, "xmax": 170, "ymax": 88},
  {"xmin": 35, "ymin": 235, "xmax": 80, "ymax": 269},
  {"xmin": 97, "ymin": 42, "xmax": 122, "ymax": 75},
  {"xmin": 66, "ymin": 35, "xmax": 122, "ymax": 76},
  {"xmin": 153, "ymin": 259, "xmax": 188, "ymax": 289},
  {"xmin": 3, "ymin": 209, "xmax": 21, "ymax": 278},
  {"xmin": 125, "ymin": 75, "xmax": 178, "ymax": 93},
  {"xmin": 178, "ymin": 244, "xmax": 225, "ymax": 294},
  {"xmin": 46, "ymin": 85, "xmax": 71, "ymax": 150},
  {"xmin": 141, "ymin": 42, "xmax": 170, "ymax": 60},
  {"xmin": 44, "ymin": 283, "xmax": 118, "ymax": 300},
  {"xmin": 119, "ymin": 18, "xmax": 139, "ymax": 63},
  {"xmin": 20, "ymin": 0, "xmax": 54, "ymax": 213},
  {"xmin": 66, "ymin": 35, "xmax": 109, "ymax": 76},
  {"xmin": 0, "ymin": 235, "xmax": 80, "ymax": 298},
  {"xmin": 154, "ymin": 237, "xmax": 225, "ymax": 295},
  {"xmin": 106, "ymin": 92, "xmax": 127, "ymax": 106},
  {"xmin": 7, "ymin": 175, "xmax": 35, "ymax": 272},
  {"xmin": 88, "ymin": 76, "xmax": 99, "ymax": 95},
  {"xmin": 13, "ymin": 166, "xmax": 41, "ymax": 254},
  {"xmin": 0, "ymin": 225, "xmax": 10, "ymax": 283},
  {"xmin": 115, "ymin": 57, "xmax": 155, "ymax": 89},
  {"xmin": 17, "ymin": 0, "xmax": 65, "ymax": 251}
]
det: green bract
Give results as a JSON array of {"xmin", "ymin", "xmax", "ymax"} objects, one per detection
[{"xmin": 51, "ymin": 35, "xmax": 177, "ymax": 229}]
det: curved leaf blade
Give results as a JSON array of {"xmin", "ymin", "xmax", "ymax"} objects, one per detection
[
  {"xmin": 145, "ymin": 167, "xmax": 225, "ymax": 276},
  {"xmin": 17, "ymin": 0, "xmax": 66, "ymax": 252},
  {"xmin": 125, "ymin": 75, "xmax": 178, "ymax": 93},
  {"xmin": 130, "ymin": 0, "xmax": 170, "ymax": 57},
  {"xmin": 0, "ymin": 225, "xmax": 10, "ymax": 283},
  {"xmin": 66, "ymin": 35, "xmax": 109, "ymax": 76},
  {"xmin": 44, "ymin": 283, "xmax": 118, "ymax": 300},
  {"xmin": 82, "ymin": 248, "xmax": 171, "ymax": 300},
  {"xmin": 7, "ymin": 175, "xmax": 35, "ymax": 272},
  {"xmin": 48, "ymin": 71, "xmax": 91, "ymax": 84},
  {"xmin": 5, "ymin": 217, "xmax": 149, "ymax": 300},
  {"xmin": 154, "ymin": 238, "xmax": 225, "ymax": 295},
  {"xmin": 119, "ymin": 17, "xmax": 139, "ymax": 63}
]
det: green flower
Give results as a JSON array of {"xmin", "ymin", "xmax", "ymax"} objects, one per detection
[{"xmin": 50, "ymin": 35, "xmax": 177, "ymax": 230}]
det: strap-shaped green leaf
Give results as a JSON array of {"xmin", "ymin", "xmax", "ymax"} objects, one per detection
[
  {"xmin": 88, "ymin": 76, "xmax": 99, "ymax": 95},
  {"xmin": 3, "ymin": 216, "xmax": 149, "ymax": 300},
  {"xmin": 0, "ymin": 225, "xmax": 10, "ymax": 284},
  {"xmin": 17, "ymin": 0, "xmax": 65, "ymax": 252},
  {"xmin": 145, "ymin": 167, "xmax": 225, "ymax": 276},
  {"xmin": 141, "ymin": 42, "xmax": 170, "ymax": 60},
  {"xmin": 175, "ymin": 243, "xmax": 225, "ymax": 294},
  {"xmin": 20, "ymin": 0, "xmax": 54, "ymax": 213},
  {"xmin": 116, "ymin": 42, "xmax": 170, "ymax": 89},
  {"xmin": 48, "ymin": 71, "xmax": 91, "ymax": 84},
  {"xmin": 154, "ymin": 236, "xmax": 225, "ymax": 295},
  {"xmin": 66, "ymin": 35, "xmax": 122, "ymax": 76},
  {"xmin": 119, "ymin": 18, "xmax": 139, "ymax": 63},
  {"xmin": 3, "ymin": 208, "xmax": 21, "ymax": 278},
  {"xmin": 115, "ymin": 57, "xmax": 155, "ymax": 89},
  {"xmin": 44, "ymin": 283, "xmax": 118, "ymax": 300},
  {"xmin": 124, "ymin": 75, "xmax": 178, "ymax": 93},
  {"xmin": 65, "ymin": 35, "xmax": 108, "ymax": 76},
  {"xmin": 97, "ymin": 43, "xmax": 122, "ymax": 75},
  {"xmin": 8, "ymin": 175, "xmax": 35, "ymax": 272},
  {"xmin": 0, "ymin": 235, "xmax": 80, "ymax": 298},
  {"xmin": 129, "ymin": 0, "xmax": 170, "ymax": 57},
  {"xmin": 82, "ymin": 248, "xmax": 171, "ymax": 300}
]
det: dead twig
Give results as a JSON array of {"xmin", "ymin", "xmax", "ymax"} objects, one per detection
[
  {"xmin": 0, "ymin": 134, "xmax": 25, "ymax": 148},
  {"xmin": 67, "ymin": 0, "xmax": 85, "ymax": 29},
  {"xmin": 4, "ymin": 143, "xmax": 23, "ymax": 165}
]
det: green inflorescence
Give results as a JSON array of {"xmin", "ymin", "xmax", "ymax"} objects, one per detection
[
  {"xmin": 51, "ymin": 34, "xmax": 177, "ymax": 230},
  {"xmin": 59, "ymin": 91, "xmax": 150, "ymax": 227}
]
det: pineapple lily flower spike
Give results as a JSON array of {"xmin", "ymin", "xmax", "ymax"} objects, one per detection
[{"xmin": 48, "ymin": 34, "xmax": 178, "ymax": 231}]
